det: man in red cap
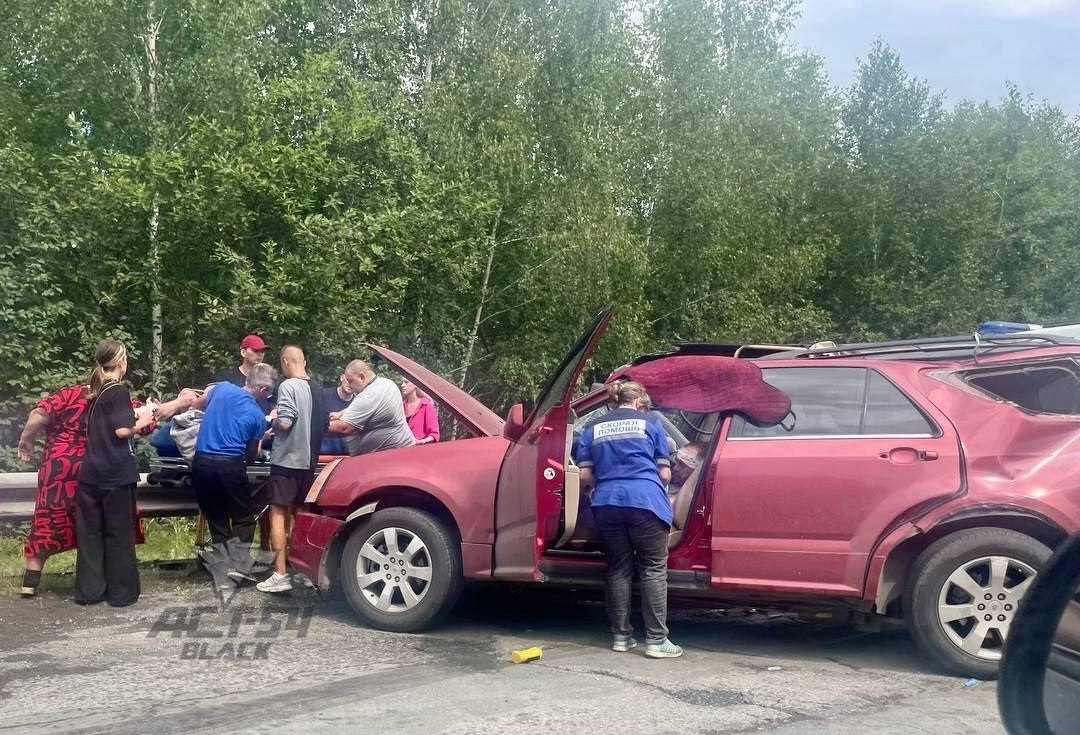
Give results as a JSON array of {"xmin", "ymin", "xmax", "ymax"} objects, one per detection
[{"xmin": 217, "ymin": 334, "xmax": 273, "ymax": 413}]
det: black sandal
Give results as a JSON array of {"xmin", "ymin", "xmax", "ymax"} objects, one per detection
[{"xmin": 20, "ymin": 570, "xmax": 41, "ymax": 598}]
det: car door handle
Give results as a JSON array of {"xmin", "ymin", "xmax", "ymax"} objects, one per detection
[{"xmin": 879, "ymin": 448, "xmax": 939, "ymax": 463}]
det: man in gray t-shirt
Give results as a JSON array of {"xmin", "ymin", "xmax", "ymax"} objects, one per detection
[
  {"xmin": 328, "ymin": 360, "xmax": 415, "ymax": 456},
  {"xmin": 258, "ymin": 346, "xmax": 327, "ymax": 595},
  {"xmin": 271, "ymin": 376, "xmax": 315, "ymax": 470}
]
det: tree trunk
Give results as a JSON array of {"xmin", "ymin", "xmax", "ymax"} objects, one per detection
[
  {"xmin": 149, "ymin": 196, "xmax": 162, "ymax": 389},
  {"xmin": 424, "ymin": 0, "xmax": 439, "ymax": 85},
  {"xmin": 144, "ymin": 7, "xmax": 164, "ymax": 390},
  {"xmin": 460, "ymin": 208, "xmax": 500, "ymax": 387}
]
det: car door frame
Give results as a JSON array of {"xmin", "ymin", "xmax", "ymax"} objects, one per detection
[{"xmin": 491, "ymin": 305, "xmax": 615, "ymax": 580}]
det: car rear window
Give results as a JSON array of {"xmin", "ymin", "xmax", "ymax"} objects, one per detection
[
  {"xmin": 963, "ymin": 360, "xmax": 1080, "ymax": 415},
  {"xmin": 730, "ymin": 367, "xmax": 935, "ymax": 438}
]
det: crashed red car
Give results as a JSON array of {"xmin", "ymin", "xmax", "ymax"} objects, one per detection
[{"xmin": 290, "ymin": 306, "xmax": 1080, "ymax": 678}]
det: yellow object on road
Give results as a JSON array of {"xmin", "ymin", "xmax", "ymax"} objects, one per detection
[{"xmin": 510, "ymin": 646, "xmax": 543, "ymax": 663}]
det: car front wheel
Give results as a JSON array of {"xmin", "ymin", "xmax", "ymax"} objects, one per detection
[
  {"xmin": 905, "ymin": 527, "xmax": 1050, "ymax": 679},
  {"xmin": 340, "ymin": 507, "xmax": 463, "ymax": 632}
]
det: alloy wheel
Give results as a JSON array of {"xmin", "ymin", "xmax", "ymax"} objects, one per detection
[
  {"xmin": 936, "ymin": 555, "xmax": 1037, "ymax": 661},
  {"xmin": 354, "ymin": 526, "xmax": 433, "ymax": 613}
]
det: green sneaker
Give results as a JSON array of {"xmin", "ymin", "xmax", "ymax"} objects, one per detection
[
  {"xmin": 645, "ymin": 639, "xmax": 683, "ymax": 659},
  {"xmin": 612, "ymin": 635, "xmax": 637, "ymax": 652}
]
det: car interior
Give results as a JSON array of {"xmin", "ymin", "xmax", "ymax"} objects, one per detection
[{"xmin": 555, "ymin": 402, "xmax": 721, "ymax": 554}]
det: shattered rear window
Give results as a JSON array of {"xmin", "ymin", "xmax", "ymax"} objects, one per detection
[{"xmin": 964, "ymin": 360, "xmax": 1080, "ymax": 415}]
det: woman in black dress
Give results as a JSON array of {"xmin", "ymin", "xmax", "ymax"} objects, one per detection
[{"xmin": 75, "ymin": 340, "xmax": 154, "ymax": 606}]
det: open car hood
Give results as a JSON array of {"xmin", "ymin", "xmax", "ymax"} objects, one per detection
[
  {"xmin": 367, "ymin": 344, "xmax": 505, "ymax": 438},
  {"xmin": 608, "ymin": 355, "xmax": 791, "ymax": 426}
]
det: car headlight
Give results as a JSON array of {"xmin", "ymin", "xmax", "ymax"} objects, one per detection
[{"xmin": 305, "ymin": 458, "xmax": 342, "ymax": 504}]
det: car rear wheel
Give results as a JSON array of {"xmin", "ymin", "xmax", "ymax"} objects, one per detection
[
  {"xmin": 340, "ymin": 507, "xmax": 463, "ymax": 632},
  {"xmin": 905, "ymin": 527, "xmax": 1050, "ymax": 679}
]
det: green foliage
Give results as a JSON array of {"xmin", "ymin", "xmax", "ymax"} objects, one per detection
[
  {"xmin": 1, "ymin": 0, "xmax": 1079, "ymax": 470},
  {"xmin": 0, "ymin": 517, "xmax": 197, "ymax": 588}
]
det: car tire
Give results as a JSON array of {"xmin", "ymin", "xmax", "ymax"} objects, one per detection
[
  {"xmin": 905, "ymin": 527, "xmax": 1050, "ymax": 679},
  {"xmin": 340, "ymin": 507, "xmax": 463, "ymax": 633}
]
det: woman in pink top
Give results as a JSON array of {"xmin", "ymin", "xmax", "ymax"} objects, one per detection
[{"xmin": 401, "ymin": 379, "xmax": 440, "ymax": 445}]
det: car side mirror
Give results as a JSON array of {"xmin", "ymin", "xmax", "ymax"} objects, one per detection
[
  {"xmin": 999, "ymin": 531, "xmax": 1080, "ymax": 734},
  {"xmin": 503, "ymin": 403, "xmax": 526, "ymax": 442}
]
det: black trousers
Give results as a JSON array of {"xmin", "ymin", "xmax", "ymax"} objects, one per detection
[
  {"xmin": 74, "ymin": 481, "xmax": 140, "ymax": 606},
  {"xmin": 592, "ymin": 506, "xmax": 671, "ymax": 644},
  {"xmin": 192, "ymin": 452, "xmax": 255, "ymax": 546}
]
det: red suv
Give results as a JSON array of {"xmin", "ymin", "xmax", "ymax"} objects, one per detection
[{"xmin": 290, "ymin": 306, "xmax": 1080, "ymax": 678}]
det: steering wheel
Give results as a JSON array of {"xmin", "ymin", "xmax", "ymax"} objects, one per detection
[
  {"xmin": 676, "ymin": 409, "xmax": 797, "ymax": 435},
  {"xmin": 678, "ymin": 410, "xmax": 716, "ymax": 436},
  {"xmin": 780, "ymin": 410, "xmax": 797, "ymax": 432}
]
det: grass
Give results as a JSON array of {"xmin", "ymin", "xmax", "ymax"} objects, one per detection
[{"xmin": 0, "ymin": 517, "xmax": 200, "ymax": 590}]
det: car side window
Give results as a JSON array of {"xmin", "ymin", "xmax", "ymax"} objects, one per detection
[
  {"xmin": 730, "ymin": 367, "xmax": 934, "ymax": 438},
  {"xmin": 862, "ymin": 371, "xmax": 935, "ymax": 435},
  {"xmin": 733, "ymin": 367, "xmax": 865, "ymax": 438},
  {"xmin": 964, "ymin": 359, "xmax": 1080, "ymax": 415}
]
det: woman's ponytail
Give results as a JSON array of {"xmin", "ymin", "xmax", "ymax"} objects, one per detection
[
  {"xmin": 607, "ymin": 380, "xmax": 651, "ymax": 408},
  {"xmin": 88, "ymin": 365, "xmax": 106, "ymax": 400},
  {"xmin": 86, "ymin": 340, "xmax": 127, "ymax": 399}
]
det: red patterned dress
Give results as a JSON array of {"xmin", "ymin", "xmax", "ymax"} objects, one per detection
[{"xmin": 24, "ymin": 386, "xmax": 150, "ymax": 559}]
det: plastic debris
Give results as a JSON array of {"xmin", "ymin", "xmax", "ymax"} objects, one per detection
[
  {"xmin": 767, "ymin": 666, "xmax": 783, "ymax": 671},
  {"xmin": 510, "ymin": 646, "xmax": 543, "ymax": 664},
  {"xmin": 962, "ymin": 678, "xmax": 981, "ymax": 688}
]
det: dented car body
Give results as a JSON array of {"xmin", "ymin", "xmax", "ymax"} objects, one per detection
[{"xmin": 290, "ymin": 308, "xmax": 1080, "ymax": 678}]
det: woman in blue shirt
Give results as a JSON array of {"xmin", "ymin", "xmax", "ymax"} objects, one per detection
[{"xmin": 576, "ymin": 381, "xmax": 682, "ymax": 658}]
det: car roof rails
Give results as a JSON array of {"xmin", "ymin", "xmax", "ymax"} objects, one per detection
[
  {"xmin": 796, "ymin": 333, "xmax": 1079, "ymax": 361},
  {"xmin": 733, "ymin": 343, "xmax": 807, "ymax": 358},
  {"xmin": 674, "ymin": 342, "xmax": 806, "ymax": 358},
  {"xmin": 629, "ymin": 342, "xmax": 807, "ymax": 365}
]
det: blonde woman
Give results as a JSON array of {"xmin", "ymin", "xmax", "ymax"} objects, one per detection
[
  {"xmin": 575, "ymin": 381, "xmax": 682, "ymax": 658},
  {"xmin": 74, "ymin": 340, "xmax": 153, "ymax": 606}
]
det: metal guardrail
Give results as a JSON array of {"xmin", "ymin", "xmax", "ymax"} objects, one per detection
[
  {"xmin": 0, "ymin": 471, "xmax": 199, "ymax": 525},
  {"xmin": 0, "ymin": 455, "xmax": 343, "ymax": 524}
]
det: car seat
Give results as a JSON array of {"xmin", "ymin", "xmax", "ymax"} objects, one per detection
[{"xmin": 668, "ymin": 463, "xmax": 704, "ymax": 549}]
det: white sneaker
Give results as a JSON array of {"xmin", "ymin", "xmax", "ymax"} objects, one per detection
[
  {"xmin": 256, "ymin": 572, "xmax": 293, "ymax": 593},
  {"xmin": 645, "ymin": 639, "xmax": 684, "ymax": 659}
]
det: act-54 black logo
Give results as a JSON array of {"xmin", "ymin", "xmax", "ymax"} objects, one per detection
[{"xmin": 147, "ymin": 606, "xmax": 312, "ymax": 660}]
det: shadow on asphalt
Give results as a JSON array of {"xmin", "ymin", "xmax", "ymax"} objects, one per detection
[
  {"xmin": 5, "ymin": 565, "xmax": 934, "ymax": 677},
  {"xmin": 316, "ymin": 583, "xmax": 932, "ymax": 676}
]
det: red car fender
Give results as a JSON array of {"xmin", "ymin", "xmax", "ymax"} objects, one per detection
[
  {"xmin": 315, "ymin": 436, "xmax": 509, "ymax": 545},
  {"xmin": 864, "ymin": 522, "xmax": 923, "ymax": 610},
  {"xmin": 865, "ymin": 499, "xmax": 1076, "ymax": 611}
]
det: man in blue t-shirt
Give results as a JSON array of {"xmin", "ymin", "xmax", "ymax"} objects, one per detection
[
  {"xmin": 189, "ymin": 363, "xmax": 276, "ymax": 569},
  {"xmin": 576, "ymin": 380, "xmax": 682, "ymax": 659},
  {"xmin": 320, "ymin": 370, "xmax": 353, "ymax": 455}
]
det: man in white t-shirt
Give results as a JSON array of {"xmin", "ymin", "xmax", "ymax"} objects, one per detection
[{"xmin": 326, "ymin": 360, "xmax": 415, "ymax": 456}]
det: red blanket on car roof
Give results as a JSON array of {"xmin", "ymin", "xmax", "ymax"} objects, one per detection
[{"xmin": 608, "ymin": 355, "xmax": 791, "ymax": 427}]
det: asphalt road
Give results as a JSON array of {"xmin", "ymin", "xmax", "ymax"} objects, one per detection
[{"xmin": 0, "ymin": 565, "xmax": 1005, "ymax": 735}]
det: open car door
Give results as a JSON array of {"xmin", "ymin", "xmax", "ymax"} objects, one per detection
[{"xmin": 492, "ymin": 305, "xmax": 614, "ymax": 580}]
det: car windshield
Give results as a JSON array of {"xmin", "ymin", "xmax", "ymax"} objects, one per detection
[{"xmin": 572, "ymin": 402, "xmax": 698, "ymax": 450}]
